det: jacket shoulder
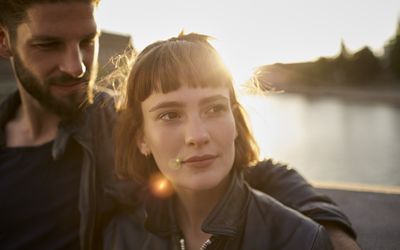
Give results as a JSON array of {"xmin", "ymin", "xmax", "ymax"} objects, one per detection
[
  {"xmin": 103, "ymin": 209, "xmax": 168, "ymax": 250},
  {"xmin": 242, "ymin": 189, "xmax": 333, "ymax": 250},
  {"xmin": 245, "ymin": 160, "xmax": 356, "ymax": 238}
]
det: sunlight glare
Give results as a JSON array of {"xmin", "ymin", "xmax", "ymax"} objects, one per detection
[
  {"xmin": 211, "ymin": 40, "xmax": 257, "ymax": 88},
  {"xmin": 237, "ymin": 93, "xmax": 299, "ymax": 161}
]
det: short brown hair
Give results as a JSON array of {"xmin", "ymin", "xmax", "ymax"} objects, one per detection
[
  {"xmin": 114, "ymin": 33, "xmax": 259, "ymax": 183},
  {"xmin": 0, "ymin": 0, "xmax": 100, "ymax": 39}
]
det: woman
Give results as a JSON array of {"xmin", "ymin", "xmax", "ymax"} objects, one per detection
[{"xmin": 106, "ymin": 33, "xmax": 333, "ymax": 249}]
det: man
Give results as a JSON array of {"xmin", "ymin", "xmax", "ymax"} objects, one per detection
[{"xmin": 0, "ymin": 0, "xmax": 359, "ymax": 249}]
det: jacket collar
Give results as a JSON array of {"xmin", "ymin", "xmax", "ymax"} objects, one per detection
[
  {"xmin": 144, "ymin": 171, "xmax": 251, "ymax": 238},
  {"xmin": 0, "ymin": 91, "xmax": 20, "ymax": 147}
]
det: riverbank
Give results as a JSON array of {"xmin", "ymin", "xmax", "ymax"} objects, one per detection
[{"xmin": 265, "ymin": 82, "xmax": 400, "ymax": 103}]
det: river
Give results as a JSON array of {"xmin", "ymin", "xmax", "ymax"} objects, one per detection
[{"xmin": 241, "ymin": 92, "xmax": 400, "ymax": 187}]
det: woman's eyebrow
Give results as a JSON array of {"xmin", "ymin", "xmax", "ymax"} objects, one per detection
[
  {"xmin": 148, "ymin": 94, "xmax": 229, "ymax": 112},
  {"xmin": 199, "ymin": 95, "xmax": 229, "ymax": 106},
  {"xmin": 148, "ymin": 101, "xmax": 182, "ymax": 112}
]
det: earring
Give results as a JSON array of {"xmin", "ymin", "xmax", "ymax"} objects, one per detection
[
  {"xmin": 168, "ymin": 157, "xmax": 182, "ymax": 170},
  {"xmin": 143, "ymin": 151, "xmax": 151, "ymax": 158}
]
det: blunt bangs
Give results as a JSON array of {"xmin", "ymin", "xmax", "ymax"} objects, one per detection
[{"xmin": 130, "ymin": 39, "xmax": 233, "ymax": 103}]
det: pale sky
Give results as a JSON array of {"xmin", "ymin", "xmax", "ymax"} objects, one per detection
[{"xmin": 96, "ymin": 0, "xmax": 399, "ymax": 84}]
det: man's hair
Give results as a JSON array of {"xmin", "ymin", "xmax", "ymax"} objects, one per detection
[
  {"xmin": 0, "ymin": 0, "xmax": 100, "ymax": 38},
  {"xmin": 114, "ymin": 33, "xmax": 260, "ymax": 183}
]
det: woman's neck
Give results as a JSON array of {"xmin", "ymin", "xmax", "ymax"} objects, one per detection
[{"xmin": 173, "ymin": 174, "xmax": 231, "ymax": 249}]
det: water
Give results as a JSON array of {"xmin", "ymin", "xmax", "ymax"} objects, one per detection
[{"xmin": 241, "ymin": 93, "xmax": 400, "ymax": 187}]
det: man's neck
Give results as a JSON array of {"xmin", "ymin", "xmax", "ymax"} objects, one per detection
[{"xmin": 5, "ymin": 91, "xmax": 61, "ymax": 147}]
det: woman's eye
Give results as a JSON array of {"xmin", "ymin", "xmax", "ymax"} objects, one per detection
[
  {"xmin": 159, "ymin": 112, "xmax": 180, "ymax": 121},
  {"xmin": 207, "ymin": 104, "xmax": 228, "ymax": 115}
]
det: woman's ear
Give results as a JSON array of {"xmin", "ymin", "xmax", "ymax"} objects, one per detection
[
  {"xmin": 136, "ymin": 131, "xmax": 151, "ymax": 156},
  {"xmin": 0, "ymin": 26, "xmax": 12, "ymax": 58}
]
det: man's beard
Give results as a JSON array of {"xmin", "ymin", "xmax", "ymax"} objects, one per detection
[{"xmin": 13, "ymin": 52, "xmax": 96, "ymax": 119}]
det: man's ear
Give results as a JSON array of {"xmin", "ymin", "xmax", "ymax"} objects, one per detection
[{"xmin": 0, "ymin": 25, "xmax": 12, "ymax": 58}]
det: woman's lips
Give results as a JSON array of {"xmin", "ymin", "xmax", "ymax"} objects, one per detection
[{"xmin": 183, "ymin": 155, "xmax": 218, "ymax": 167}]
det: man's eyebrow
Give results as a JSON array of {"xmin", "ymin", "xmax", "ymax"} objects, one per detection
[
  {"xmin": 84, "ymin": 31, "xmax": 101, "ymax": 40},
  {"xmin": 29, "ymin": 35, "xmax": 60, "ymax": 42},
  {"xmin": 30, "ymin": 31, "xmax": 100, "ymax": 42}
]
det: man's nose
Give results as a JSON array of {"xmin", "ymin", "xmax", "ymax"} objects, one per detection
[
  {"xmin": 59, "ymin": 45, "xmax": 86, "ymax": 78},
  {"xmin": 184, "ymin": 116, "xmax": 210, "ymax": 147}
]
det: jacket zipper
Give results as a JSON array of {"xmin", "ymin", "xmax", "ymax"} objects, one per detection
[{"xmin": 179, "ymin": 237, "xmax": 213, "ymax": 250}]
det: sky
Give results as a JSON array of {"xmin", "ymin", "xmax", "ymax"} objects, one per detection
[{"xmin": 96, "ymin": 0, "xmax": 400, "ymax": 84}]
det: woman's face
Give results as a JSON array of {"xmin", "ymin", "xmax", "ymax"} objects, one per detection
[{"xmin": 138, "ymin": 86, "xmax": 237, "ymax": 192}]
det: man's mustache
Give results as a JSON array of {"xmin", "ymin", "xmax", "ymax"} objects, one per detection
[{"xmin": 46, "ymin": 71, "xmax": 92, "ymax": 86}]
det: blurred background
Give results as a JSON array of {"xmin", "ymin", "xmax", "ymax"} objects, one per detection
[
  {"xmin": 99, "ymin": 0, "xmax": 400, "ymax": 188},
  {"xmin": 1, "ymin": 0, "xmax": 399, "ymax": 188}
]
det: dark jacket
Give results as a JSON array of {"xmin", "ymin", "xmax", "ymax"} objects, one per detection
[
  {"xmin": 0, "ymin": 92, "xmax": 134, "ymax": 250},
  {"xmin": 0, "ymin": 91, "xmax": 354, "ymax": 250},
  {"xmin": 104, "ymin": 173, "xmax": 333, "ymax": 249}
]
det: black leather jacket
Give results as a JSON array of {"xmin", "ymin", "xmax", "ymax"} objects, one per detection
[{"xmin": 104, "ymin": 173, "xmax": 333, "ymax": 249}]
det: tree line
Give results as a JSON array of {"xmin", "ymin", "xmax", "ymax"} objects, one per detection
[
  {"xmin": 310, "ymin": 21, "xmax": 400, "ymax": 85},
  {"xmin": 256, "ymin": 21, "xmax": 400, "ymax": 89}
]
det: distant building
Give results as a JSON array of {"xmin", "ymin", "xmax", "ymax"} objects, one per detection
[
  {"xmin": 0, "ymin": 31, "xmax": 133, "ymax": 97},
  {"xmin": 98, "ymin": 30, "xmax": 133, "ymax": 77}
]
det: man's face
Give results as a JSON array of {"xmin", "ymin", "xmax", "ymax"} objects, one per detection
[{"xmin": 10, "ymin": 2, "xmax": 99, "ymax": 118}]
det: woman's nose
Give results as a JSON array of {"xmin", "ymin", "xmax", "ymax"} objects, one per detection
[{"xmin": 184, "ymin": 116, "xmax": 210, "ymax": 147}]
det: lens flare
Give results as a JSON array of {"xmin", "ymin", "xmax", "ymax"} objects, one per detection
[{"xmin": 149, "ymin": 173, "xmax": 174, "ymax": 198}]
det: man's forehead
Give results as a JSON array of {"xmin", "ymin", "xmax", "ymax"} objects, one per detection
[{"xmin": 22, "ymin": 1, "xmax": 97, "ymax": 37}]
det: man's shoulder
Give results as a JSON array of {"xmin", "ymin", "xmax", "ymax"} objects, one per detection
[
  {"xmin": 83, "ymin": 92, "xmax": 117, "ymax": 129},
  {"xmin": 88, "ymin": 92, "xmax": 117, "ymax": 115}
]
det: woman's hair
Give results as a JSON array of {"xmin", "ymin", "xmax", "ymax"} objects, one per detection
[{"xmin": 114, "ymin": 32, "xmax": 259, "ymax": 183}]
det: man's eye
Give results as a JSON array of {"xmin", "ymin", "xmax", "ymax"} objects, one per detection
[
  {"xmin": 159, "ymin": 112, "xmax": 180, "ymax": 121},
  {"xmin": 34, "ymin": 42, "xmax": 59, "ymax": 49}
]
